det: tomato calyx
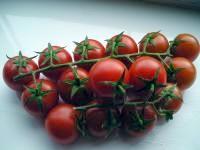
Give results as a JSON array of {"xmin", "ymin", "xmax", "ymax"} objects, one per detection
[
  {"xmin": 24, "ymin": 81, "xmax": 53, "ymax": 112},
  {"xmin": 35, "ymin": 43, "xmax": 65, "ymax": 65},
  {"xmin": 64, "ymin": 67, "xmax": 89, "ymax": 99},
  {"xmin": 166, "ymin": 62, "xmax": 184, "ymax": 82},
  {"xmin": 106, "ymin": 32, "xmax": 127, "ymax": 55},
  {"xmin": 76, "ymin": 110, "xmax": 88, "ymax": 137},
  {"xmin": 170, "ymin": 39, "xmax": 186, "ymax": 54},
  {"xmin": 73, "ymin": 36, "xmax": 99, "ymax": 60}
]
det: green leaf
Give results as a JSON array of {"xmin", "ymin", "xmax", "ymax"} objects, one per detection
[{"xmin": 71, "ymin": 85, "xmax": 81, "ymax": 99}]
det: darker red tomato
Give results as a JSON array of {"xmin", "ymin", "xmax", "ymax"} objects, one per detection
[
  {"xmin": 171, "ymin": 34, "xmax": 199, "ymax": 62},
  {"xmin": 3, "ymin": 54, "xmax": 39, "ymax": 91},
  {"xmin": 121, "ymin": 104, "xmax": 157, "ymax": 137},
  {"xmin": 21, "ymin": 79, "xmax": 58, "ymax": 118},
  {"xmin": 89, "ymin": 58, "xmax": 130, "ymax": 97},
  {"xmin": 167, "ymin": 57, "xmax": 196, "ymax": 90},
  {"xmin": 129, "ymin": 56, "xmax": 167, "ymax": 90},
  {"xmin": 38, "ymin": 45, "xmax": 72, "ymax": 81},
  {"xmin": 45, "ymin": 104, "xmax": 79, "ymax": 144},
  {"xmin": 139, "ymin": 32, "xmax": 169, "ymax": 53},
  {"xmin": 74, "ymin": 39, "xmax": 106, "ymax": 70},
  {"xmin": 57, "ymin": 67, "xmax": 91, "ymax": 106}
]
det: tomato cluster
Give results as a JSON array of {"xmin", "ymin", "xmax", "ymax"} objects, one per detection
[{"xmin": 3, "ymin": 32, "xmax": 199, "ymax": 144}]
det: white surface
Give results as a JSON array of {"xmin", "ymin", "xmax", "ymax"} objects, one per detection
[{"xmin": 0, "ymin": 1, "xmax": 200, "ymax": 150}]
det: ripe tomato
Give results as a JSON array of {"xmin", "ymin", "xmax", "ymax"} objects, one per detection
[
  {"xmin": 85, "ymin": 100, "xmax": 120, "ymax": 138},
  {"xmin": 171, "ymin": 34, "xmax": 199, "ymax": 61},
  {"xmin": 139, "ymin": 32, "xmax": 169, "ymax": 53},
  {"xmin": 45, "ymin": 104, "xmax": 79, "ymax": 144},
  {"xmin": 167, "ymin": 57, "xmax": 196, "ymax": 90},
  {"xmin": 73, "ymin": 37, "xmax": 106, "ymax": 70},
  {"xmin": 38, "ymin": 44, "xmax": 72, "ymax": 81},
  {"xmin": 3, "ymin": 52, "xmax": 39, "ymax": 91},
  {"xmin": 121, "ymin": 104, "xmax": 157, "ymax": 137},
  {"xmin": 57, "ymin": 67, "xmax": 91, "ymax": 106},
  {"xmin": 89, "ymin": 58, "xmax": 130, "ymax": 97},
  {"xmin": 21, "ymin": 79, "xmax": 58, "ymax": 118},
  {"xmin": 156, "ymin": 83, "xmax": 183, "ymax": 113},
  {"xmin": 129, "ymin": 56, "xmax": 167, "ymax": 90}
]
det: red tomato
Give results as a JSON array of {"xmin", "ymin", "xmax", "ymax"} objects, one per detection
[
  {"xmin": 74, "ymin": 38, "xmax": 106, "ymax": 70},
  {"xmin": 129, "ymin": 56, "xmax": 167, "ymax": 90},
  {"xmin": 21, "ymin": 79, "xmax": 58, "ymax": 118},
  {"xmin": 38, "ymin": 45, "xmax": 72, "ymax": 81},
  {"xmin": 139, "ymin": 32, "xmax": 169, "ymax": 53},
  {"xmin": 57, "ymin": 67, "xmax": 91, "ymax": 106},
  {"xmin": 89, "ymin": 58, "xmax": 130, "ymax": 97},
  {"xmin": 45, "ymin": 104, "xmax": 79, "ymax": 144},
  {"xmin": 171, "ymin": 34, "xmax": 199, "ymax": 61},
  {"xmin": 86, "ymin": 100, "xmax": 120, "ymax": 138},
  {"xmin": 3, "ymin": 52, "xmax": 39, "ymax": 91},
  {"xmin": 167, "ymin": 57, "xmax": 196, "ymax": 90},
  {"xmin": 156, "ymin": 83, "xmax": 183, "ymax": 113},
  {"xmin": 121, "ymin": 104, "xmax": 157, "ymax": 137}
]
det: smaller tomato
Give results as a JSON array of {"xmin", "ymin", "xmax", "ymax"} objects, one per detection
[
  {"xmin": 57, "ymin": 67, "xmax": 91, "ymax": 106},
  {"xmin": 38, "ymin": 44, "xmax": 72, "ymax": 81},
  {"xmin": 3, "ymin": 51, "xmax": 39, "ymax": 91},
  {"xmin": 21, "ymin": 79, "xmax": 58, "ymax": 118},
  {"xmin": 85, "ymin": 100, "xmax": 120, "ymax": 138},
  {"xmin": 139, "ymin": 32, "xmax": 169, "ymax": 53},
  {"xmin": 45, "ymin": 104, "xmax": 79, "ymax": 144},
  {"xmin": 166, "ymin": 57, "xmax": 196, "ymax": 90},
  {"xmin": 73, "ymin": 37, "xmax": 106, "ymax": 70},
  {"xmin": 171, "ymin": 34, "xmax": 199, "ymax": 61},
  {"xmin": 121, "ymin": 104, "xmax": 157, "ymax": 137}
]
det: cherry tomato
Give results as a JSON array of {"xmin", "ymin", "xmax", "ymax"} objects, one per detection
[
  {"xmin": 139, "ymin": 32, "xmax": 169, "ymax": 53},
  {"xmin": 3, "ymin": 52, "xmax": 39, "ymax": 91},
  {"xmin": 156, "ymin": 83, "xmax": 183, "ymax": 113},
  {"xmin": 38, "ymin": 44, "xmax": 72, "ymax": 81},
  {"xmin": 121, "ymin": 104, "xmax": 157, "ymax": 137},
  {"xmin": 57, "ymin": 67, "xmax": 91, "ymax": 106},
  {"xmin": 45, "ymin": 104, "xmax": 79, "ymax": 144},
  {"xmin": 171, "ymin": 34, "xmax": 199, "ymax": 61},
  {"xmin": 85, "ymin": 100, "xmax": 120, "ymax": 138},
  {"xmin": 74, "ymin": 38, "xmax": 106, "ymax": 70},
  {"xmin": 167, "ymin": 57, "xmax": 196, "ymax": 90},
  {"xmin": 89, "ymin": 58, "xmax": 130, "ymax": 97},
  {"xmin": 129, "ymin": 56, "xmax": 167, "ymax": 90},
  {"xmin": 21, "ymin": 79, "xmax": 58, "ymax": 118}
]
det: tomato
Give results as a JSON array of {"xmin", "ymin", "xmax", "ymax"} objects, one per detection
[
  {"xmin": 89, "ymin": 58, "xmax": 130, "ymax": 97},
  {"xmin": 21, "ymin": 79, "xmax": 58, "ymax": 118},
  {"xmin": 45, "ymin": 104, "xmax": 79, "ymax": 144},
  {"xmin": 171, "ymin": 34, "xmax": 199, "ymax": 61},
  {"xmin": 57, "ymin": 67, "xmax": 91, "ymax": 106},
  {"xmin": 3, "ymin": 52, "xmax": 39, "ymax": 91},
  {"xmin": 73, "ymin": 38, "xmax": 106, "ymax": 70},
  {"xmin": 167, "ymin": 57, "xmax": 196, "ymax": 90},
  {"xmin": 156, "ymin": 83, "xmax": 183, "ymax": 113},
  {"xmin": 121, "ymin": 104, "xmax": 157, "ymax": 137},
  {"xmin": 139, "ymin": 32, "xmax": 169, "ymax": 53},
  {"xmin": 38, "ymin": 44, "xmax": 72, "ymax": 81},
  {"xmin": 85, "ymin": 100, "xmax": 120, "ymax": 138},
  {"xmin": 129, "ymin": 56, "xmax": 167, "ymax": 90}
]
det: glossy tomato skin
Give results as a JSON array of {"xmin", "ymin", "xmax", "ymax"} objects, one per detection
[
  {"xmin": 156, "ymin": 83, "xmax": 183, "ymax": 113},
  {"xmin": 3, "ymin": 56, "xmax": 39, "ymax": 91},
  {"xmin": 45, "ymin": 104, "xmax": 79, "ymax": 144},
  {"xmin": 21, "ymin": 79, "xmax": 58, "ymax": 118},
  {"xmin": 139, "ymin": 32, "xmax": 169, "ymax": 53},
  {"xmin": 171, "ymin": 34, "xmax": 199, "ymax": 61},
  {"xmin": 129, "ymin": 56, "xmax": 167, "ymax": 90},
  {"xmin": 86, "ymin": 100, "xmax": 120, "ymax": 138},
  {"xmin": 38, "ymin": 46, "xmax": 72, "ymax": 81},
  {"xmin": 57, "ymin": 68, "xmax": 91, "ymax": 106},
  {"xmin": 74, "ymin": 39, "xmax": 106, "ymax": 70},
  {"xmin": 121, "ymin": 104, "xmax": 157, "ymax": 137},
  {"xmin": 89, "ymin": 58, "xmax": 130, "ymax": 97},
  {"xmin": 167, "ymin": 57, "xmax": 196, "ymax": 90}
]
